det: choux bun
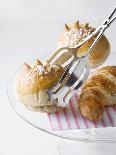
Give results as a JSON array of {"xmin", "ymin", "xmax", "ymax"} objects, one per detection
[
  {"xmin": 53, "ymin": 21, "xmax": 110, "ymax": 68},
  {"xmin": 14, "ymin": 59, "xmax": 64, "ymax": 113}
]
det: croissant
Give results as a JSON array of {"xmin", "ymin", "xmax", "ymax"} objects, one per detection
[
  {"xmin": 78, "ymin": 66, "xmax": 116, "ymax": 121},
  {"xmin": 14, "ymin": 59, "xmax": 64, "ymax": 113},
  {"xmin": 50, "ymin": 21, "xmax": 110, "ymax": 68}
]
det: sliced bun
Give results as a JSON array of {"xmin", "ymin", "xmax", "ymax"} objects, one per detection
[
  {"xmin": 14, "ymin": 59, "xmax": 64, "ymax": 113},
  {"xmin": 54, "ymin": 21, "xmax": 110, "ymax": 68}
]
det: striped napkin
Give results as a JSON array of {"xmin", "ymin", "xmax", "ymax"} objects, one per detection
[{"xmin": 48, "ymin": 93, "xmax": 116, "ymax": 131}]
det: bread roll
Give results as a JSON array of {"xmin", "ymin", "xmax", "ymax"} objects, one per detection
[
  {"xmin": 14, "ymin": 59, "xmax": 64, "ymax": 113},
  {"xmin": 52, "ymin": 21, "xmax": 110, "ymax": 68},
  {"xmin": 78, "ymin": 66, "xmax": 116, "ymax": 121}
]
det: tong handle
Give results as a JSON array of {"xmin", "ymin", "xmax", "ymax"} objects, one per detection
[
  {"xmin": 107, "ymin": 7, "xmax": 116, "ymax": 20},
  {"xmin": 75, "ymin": 7, "xmax": 116, "ymax": 51},
  {"xmin": 48, "ymin": 7, "xmax": 116, "ymax": 65},
  {"xmin": 82, "ymin": 7, "xmax": 116, "ymax": 58}
]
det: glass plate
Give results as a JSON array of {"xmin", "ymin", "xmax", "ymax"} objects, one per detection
[{"xmin": 7, "ymin": 52, "xmax": 116, "ymax": 143}]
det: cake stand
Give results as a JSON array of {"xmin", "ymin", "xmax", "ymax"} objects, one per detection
[{"xmin": 7, "ymin": 51, "xmax": 116, "ymax": 155}]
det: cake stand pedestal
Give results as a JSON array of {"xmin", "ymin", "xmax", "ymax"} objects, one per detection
[{"xmin": 57, "ymin": 138, "xmax": 116, "ymax": 155}]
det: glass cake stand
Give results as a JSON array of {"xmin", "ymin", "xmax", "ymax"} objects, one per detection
[{"xmin": 7, "ymin": 52, "xmax": 116, "ymax": 155}]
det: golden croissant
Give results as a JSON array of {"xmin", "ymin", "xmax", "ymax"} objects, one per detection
[{"xmin": 78, "ymin": 66, "xmax": 116, "ymax": 121}]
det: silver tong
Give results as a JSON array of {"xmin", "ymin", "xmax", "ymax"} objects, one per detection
[{"xmin": 48, "ymin": 8, "xmax": 116, "ymax": 107}]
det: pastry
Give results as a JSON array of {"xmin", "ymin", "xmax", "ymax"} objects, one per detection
[
  {"xmin": 50, "ymin": 21, "xmax": 110, "ymax": 68},
  {"xmin": 78, "ymin": 66, "xmax": 116, "ymax": 121},
  {"xmin": 14, "ymin": 59, "xmax": 64, "ymax": 113}
]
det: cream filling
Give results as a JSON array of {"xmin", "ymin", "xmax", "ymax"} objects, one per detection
[
  {"xmin": 16, "ymin": 89, "xmax": 54, "ymax": 107},
  {"xmin": 24, "ymin": 103, "xmax": 61, "ymax": 113}
]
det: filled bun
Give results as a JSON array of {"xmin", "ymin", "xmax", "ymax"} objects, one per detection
[
  {"xmin": 55, "ymin": 21, "xmax": 110, "ymax": 68},
  {"xmin": 14, "ymin": 59, "xmax": 64, "ymax": 113}
]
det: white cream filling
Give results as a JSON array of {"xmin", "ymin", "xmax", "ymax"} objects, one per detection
[{"xmin": 16, "ymin": 89, "xmax": 54, "ymax": 107}]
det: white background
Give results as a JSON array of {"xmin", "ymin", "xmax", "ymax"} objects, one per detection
[{"xmin": 0, "ymin": 0, "xmax": 116, "ymax": 155}]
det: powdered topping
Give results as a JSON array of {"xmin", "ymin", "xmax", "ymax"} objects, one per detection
[
  {"xmin": 36, "ymin": 65, "xmax": 45, "ymax": 75},
  {"xmin": 64, "ymin": 22, "xmax": 94, "ymax": 47},
  {"xmin": 43, "ymin": 61, "xmax": 50, "ymax": 67},
  {"xmin": 25, "ymin": 59, "xmax": 62, "ymax": 77},
  {"xmin": 31, "ymin": 62, "xmax": 61, "ymax": 76},
  {"xmin": 52, "ymin": 64, "xmax": 60, "ymax": 70}
]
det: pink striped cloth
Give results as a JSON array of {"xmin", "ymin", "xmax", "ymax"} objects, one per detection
[{"xmin": 47, "ymin": 94, "xmax": 116, "ymax": 131}]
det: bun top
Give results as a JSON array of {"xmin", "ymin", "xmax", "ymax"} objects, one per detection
[
  {"xmin": 59, "ymin": 21, "xmax": 95, "ymax": 48},
  {"xmin": 15, "ymin": 59, "xmax": 64, "ymax": 95},
  {"xmin": 57, "ymin": 21, "xmax": 110, "ymax": 68}
]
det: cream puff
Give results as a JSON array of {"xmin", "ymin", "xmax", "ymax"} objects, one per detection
[
  {"xmin": 51, "ymin": 21, "xmax": 110, "ymax": 68},
  {"xmin": 14, "ymin": 59, "xmax": 64, "ymax": 113}
]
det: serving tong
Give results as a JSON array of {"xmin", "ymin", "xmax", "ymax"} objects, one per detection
[{"xmin": 48, "ymin": 8, "xmax": 116, "ymax": 107}]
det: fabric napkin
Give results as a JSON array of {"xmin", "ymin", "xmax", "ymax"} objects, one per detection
[{"xmin": 48, "ymin": 93, "xmax": 116, "ymax": 130}]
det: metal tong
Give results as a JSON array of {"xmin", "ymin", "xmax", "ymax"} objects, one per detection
[{"xmin": 48, "ymin": 8, "xmax": 116, "ymax": 107}]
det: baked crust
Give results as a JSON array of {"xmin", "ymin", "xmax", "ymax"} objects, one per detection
[
  {"xmin": 14, "ymin": 59, "xmax": 64, "ymax": 113},
  {"xmin": 55, "ymin": 21, "xmax": 110, "ymax": 68},
  {"xmin": 78, "ymin": 66, "xmax": 116, "ymax": 121},
  {"xmin": 15, "ymin": 60, "xmax": 64, "ymax": 95}
]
